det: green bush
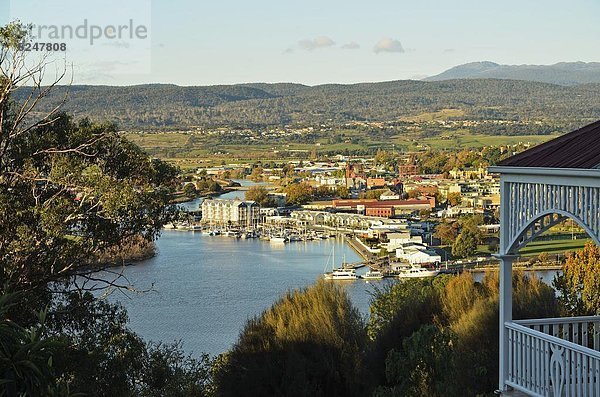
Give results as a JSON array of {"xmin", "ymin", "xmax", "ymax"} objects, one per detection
[{"xmin": 214, "ymin": 280, "xmax": 366, "ymax": 397}]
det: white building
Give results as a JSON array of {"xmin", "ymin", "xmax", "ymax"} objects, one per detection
[
  {"xmin": 385, "ymin": 232, "xmax": 423, "ymax": 251},
  {"xmin": 201, "ymin": 199, "xmax": 260, "ymax": 227},
  {"xmin": 395, "ymin": 243, "xmax": 441, "ymax": 265},
  {"xmin": 380, "ymin": 189, "xmax": 400, "ymax": 200}
]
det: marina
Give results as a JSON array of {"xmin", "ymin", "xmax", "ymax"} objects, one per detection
[{"xmin": 101, "ymin": 230, "xmax": 560, "ymax": 358}]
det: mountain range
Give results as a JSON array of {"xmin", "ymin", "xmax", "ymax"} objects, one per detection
[
  {"xmin": 425, "ymin": 61, "xmax": 600, "ymax": 86},
  {"xmin": 13, "ymin": 63, "xmax": 600, "ymax": 129}
]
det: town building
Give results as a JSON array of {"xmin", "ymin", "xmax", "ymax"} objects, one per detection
[
  {"xmin": 332, "ymin": 197, "xmax": 435, "ymax": 218},
  {"xmin": 395, "ymin": 243, "xmax": 441, "ymax": 264},
  {"xmin": 366, "ymin": 177, "xmax": 386, "ymax": 189},
  {"xmin": 201, "ymin": 199, "xmax": 260, "ymax": 227}
]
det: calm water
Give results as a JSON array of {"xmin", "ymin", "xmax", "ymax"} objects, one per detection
[
  {"xmin": 105, "ymin": 180, "xmax": 559, "ymax": 357},
  {"xmin": 108, "ymin": 232, "xmax": 388, "ymax": 356}
]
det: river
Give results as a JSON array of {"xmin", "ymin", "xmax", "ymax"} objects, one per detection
[{"xmin": 103, "ymin": 180, "xmax": 559, "ymax": 357}]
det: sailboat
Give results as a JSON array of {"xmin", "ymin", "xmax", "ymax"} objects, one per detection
[{"xmin": 323, "ymin": 245, "xmax": 358, "ymax": 280}]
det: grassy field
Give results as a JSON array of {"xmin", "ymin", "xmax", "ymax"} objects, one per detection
[
  {"xmin": 518, "ymin": 238, "xmax": 589, "ymax": 256},
  {"xmin": 398, "ymin": 108, "xmax": 466, "ymax": 122},
  {"xmin": 123, "ymin": 126, "xmax": 560, "ymax": 168},
  {"xmin": 405, "ymin": 131, "xmax": 560, "ymax": 151}
]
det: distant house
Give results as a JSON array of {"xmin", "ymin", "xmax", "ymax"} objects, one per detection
[
  {"xmin": 380, "ymin": 189, "xmax": 400, "ymax": 200},
  {"xmin": 366, "ymin": 177, "xmax": 386, "ymax": 189}
]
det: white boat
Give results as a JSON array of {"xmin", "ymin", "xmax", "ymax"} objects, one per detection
[
  {"xmin": 362, "ymin": 270, "xmax": 384, "ymax": 280},
  {"xmin": 324, "ymin": 268, "xmax": 358, "ymax": 280},
  {"xmin": 224, "ymin": 230, "xmax": 241, "ymax": 238},
  {"xmin": 189, "ymin": 225, "xmax": 202, "ymax": 231},
  {"xmin": 323, "ymin": 247, "xmax": 358, "ymax": 280},
  {"xmin": 242, "ymin": 231, "xmax": 256, "ymax": 239},
  {"xmin": 396, "ymin": 266, "xmax": 439, "ymax": 279},
  {"xmin": 269, "ymin": 236, "xmax": 287, "ymax": 243}
]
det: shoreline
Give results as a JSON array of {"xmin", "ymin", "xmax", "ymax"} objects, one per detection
[{"xmin": 170, "ymin": 188, "xmax": 236, "ymax": 204}]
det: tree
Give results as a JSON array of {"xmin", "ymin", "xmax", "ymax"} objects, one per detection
[
  {"xmin": 245, "ymin": 185, "xmax": 272, "ymax": 207},
  {"xmin": 0, "ymin": 22, "xmax": 205, "ymax": 395},
  {"xmin": 452, "ymin": 229, "xmax": 478, "ymax": 258},
  {"xmin": 407, "ymin": 189, "xmax": 421, "ymax": 199},
  {"xmin": 446, "ymin": 192, "xmax": 462, "ymax": 207},
  {"xmin": 362, "ymin": 189, "xmax": 386, "ymax": 200},
  {"xmin": 183, "ymin": 183, "xmax": 198, "ymax": 198},
  {"xmin": 207, "ymin": 180, "xmax": 222, "ymax": 192},
  {"xmin": 214, "ymin": 280, "xmax": 365, "ymax": 396},
  {"xmin": 0, "ymin": 293, "xmax": 63, "ymax": 396},
  {"xmin": 249, "ymin": 166, "xmax": 264, "ymax": 182},
  {"xmin": 373, "ymin": 325, "xmax": 454, "ymax": 397},
  {"xmin": 315, "ymin": 185, "xmax": 333, "ymax": 198},
  {"xmin": 336, "ymin": 185, "xmax": 350, "ymax": 199},
  {"xmin": 554, "ymin": 242, "xmax": 600, "ymax": 316},
  {"xmin": 370, "ymin": 272, "xmax": 559, "ymax": 396},
  {"xmin": 46, "ymin": 291, "xmax": 213, "ymax": 396},
  {"xmin": 1, "ymin": 23, "xmax": 179, "ymax": 295},
  {"xmin": 283, "ymin": 182, "xmax": 314, "ymax": 205},
  {"xmin": 433, "ymin": 222, "xmax": 458, "ymax": 246}
]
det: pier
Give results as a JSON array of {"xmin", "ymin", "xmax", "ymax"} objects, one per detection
[{"xmin": 344, "ymin": 235, "xmax": 390, "ymax": 271}]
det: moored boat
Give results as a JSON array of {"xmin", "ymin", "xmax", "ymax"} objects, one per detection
[
  {"xmin": 269, "ymin": 235, "xmax": 287, "ymax": 243},
  {"xmin": 396, "ymin": 266, "xmax": 439, "ymax": 279},
  {"xmin": 324, "ymin": 268, "xmax": 358, "ymax": 280},
  {"xmin": 362, "ymin": 270, "xmax": 384, "ymax": 280}
]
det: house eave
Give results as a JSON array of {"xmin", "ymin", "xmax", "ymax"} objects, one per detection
[{"xmin": 488, "ymin": 166, "xmax": 600, "ymax": 178}]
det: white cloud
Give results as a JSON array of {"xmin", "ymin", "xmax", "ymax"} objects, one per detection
[
  {"xmin": 298, "ymin": 36, "xmax": 335, "ymax": 51},
  {"xmin": 341, "ymin": 42, "xmax": 360, "ymax": 50},
  {"xmin": 373, "ymin": 38, "xmax": 405, "ymax": 54}
]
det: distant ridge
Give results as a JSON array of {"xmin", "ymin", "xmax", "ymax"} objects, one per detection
[
  {"xmin": 12, "ymin": 79, "xmax": 600, "ymax": 129},
  {"xmin": 425, "ymin": 61, "xmax": 600, "ymax": 86}
]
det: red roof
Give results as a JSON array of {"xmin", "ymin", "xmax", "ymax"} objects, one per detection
[{"xmin": 497, "ymin": 120, "xmax": 600, "ymax": 169}]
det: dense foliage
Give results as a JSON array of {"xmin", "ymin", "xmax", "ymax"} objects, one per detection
[
  {"xmin": 368, "ymin": 272, "xmax": 559, "ymax": 396},
  {"xmin": 214, "ymin": 280, "xmax": 366, "ymax": 397},
  {"xmin": 12, "ymin": 80, "xmax": 600, "ymax": 129},
  {"xmin": 0, "ymin": 22, "xmax": 209, "ymax": 396},
  {"xmin": 554, "ymin": 242, "xmax": 600, "ymax": 316}
]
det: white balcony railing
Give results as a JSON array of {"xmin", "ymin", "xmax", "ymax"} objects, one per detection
[
  {"xmin": 516, "ymin": 317, "xmax": 600, "ymax": 350},
  {"xmin": 505, "ymin": 317, "xmax": 600, "ymax": 396}
]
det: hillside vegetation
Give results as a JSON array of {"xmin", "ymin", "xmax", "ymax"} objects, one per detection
[{"xmin": 15, "ymin": 79, "xmax": 600, "ymax": 129}]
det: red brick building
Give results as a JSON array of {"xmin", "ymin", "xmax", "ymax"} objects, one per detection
[
  {"xmin": 332, "ymin": 197, "xmax": 435, "ymax": 217},
  {"xmin": 366, "ymin": 177, "xmax": 386, "ymax": 189}
]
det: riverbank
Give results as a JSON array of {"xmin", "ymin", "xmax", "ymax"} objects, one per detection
[{"xmin": 170, "ymin": 188, "xmax": 236, "ymax": 204}]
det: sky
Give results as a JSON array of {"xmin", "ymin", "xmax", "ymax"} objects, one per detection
[{"xmin": 1, "ymin": 0, "xmax": 599, "ymax": 86}]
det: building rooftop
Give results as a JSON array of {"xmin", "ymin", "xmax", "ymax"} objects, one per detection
[{"xmin": 497, "ymin": 120, "xmax": 600, "ymax": 169}]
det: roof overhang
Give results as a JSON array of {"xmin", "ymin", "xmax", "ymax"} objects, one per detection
[
  {"xmin": 489, "ymin": 166, "xmax": 600, "ymax": 178},
  {"xmin": 488, "ymin": 166, "xmax": 600, "ymax": 188}
]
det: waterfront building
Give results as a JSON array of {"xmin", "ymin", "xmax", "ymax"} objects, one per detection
[
  {"xmin": 385, "ymin": 232, "xmax": 423, "ymax": 251},
  {"xmin": 201, "ymin": 198, "xmax": 260, "ymax": 227},
  {"xmin": 395, "ymin": 243, "xmax": 441, "ymax": 264}
]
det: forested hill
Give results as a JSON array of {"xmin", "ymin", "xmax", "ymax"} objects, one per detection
[
  {"xmin": 425, "ymin": 61, "xmax": 600, "ymax": 86},
  {"xmin": 16, "ymin": 79, "xmax": 600, "ymax": 129}
]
